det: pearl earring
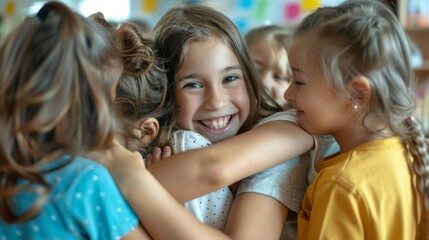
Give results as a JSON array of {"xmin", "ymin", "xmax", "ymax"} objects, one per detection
[{"xmin": 352, "ymin": 103, "xmax": 358, "ymax": 110}]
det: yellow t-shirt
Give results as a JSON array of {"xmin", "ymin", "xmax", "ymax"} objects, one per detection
[{"xmin": 298, "ymin": 137, "xmax": 423, "ymax": 239}]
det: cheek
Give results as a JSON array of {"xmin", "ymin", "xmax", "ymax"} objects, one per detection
[
  {"xmin": 295, "ymin": 89, "xmax": 325, "ymax": 122},
  {"xmin": 275, "ymin": 82, "xmax": 289, "ymax": 94},
  {"xmin": 175, "ymin": 94, "xmax": 195, "ymax": 127},
  {"xmin": 235, "ymin": 87, "xmax": 251, "ymax": 121},
  {"xmin": 261, "ymin": 75, "xmax": 273, "ymax": 87}
]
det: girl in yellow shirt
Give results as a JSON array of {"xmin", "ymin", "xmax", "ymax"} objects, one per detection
[{"xmin": 284, "ymin": 0, "xmax": 429, "ymax": 239}]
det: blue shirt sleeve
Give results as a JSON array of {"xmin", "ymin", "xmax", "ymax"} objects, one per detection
[
  {"xmin": 66, "ymin": 161, "xmax": 139, "ymax": 239},
  {"xmin": 0, "ymin": 157, "xmax": 140, "ymax": 240}
]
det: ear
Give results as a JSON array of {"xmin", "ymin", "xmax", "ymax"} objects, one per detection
[
  {"xmin": 136, "ymin": 117, "xmax": 159, "ymax": 147},
  {"xmin": 347, "ymin": 75, "xmax": 371, "ymax": 108}
]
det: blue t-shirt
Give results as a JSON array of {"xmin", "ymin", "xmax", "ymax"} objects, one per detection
[{"xmin": 0, "ymin": 156, "xmax": 139, "ymax": 240}]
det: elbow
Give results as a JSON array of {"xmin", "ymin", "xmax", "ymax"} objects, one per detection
[{"xmin": 199, "ymin": 153, "xmax": 236, "ymax": 189}]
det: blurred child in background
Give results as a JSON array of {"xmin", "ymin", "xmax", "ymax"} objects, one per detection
[{"xmin": 245, "ymin": 25, "xmax": 292, "ymax": 109}]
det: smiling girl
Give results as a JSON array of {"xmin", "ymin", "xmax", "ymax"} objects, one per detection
[
  {"xmin": 103, "ymin": 4, "xmax": 314, "ymax": 239},
  {"xmin": 149, "ymin": 4, "xmax": 314, "ymax": 238},
  {"xmin": 284, "ymin": 0, "xmax": 429, "ymax": 238}
]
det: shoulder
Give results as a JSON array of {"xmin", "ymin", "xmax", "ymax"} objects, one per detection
[
  {"xmin": 45, "ymin": 156, "xmax": 109, "ymax": 189},
  {"xmin": 237, "ymin": 156, "xmax": 309, "ymax": 212},
  {"xmin": 64, "ymin": 157, "xmax": 139, "ymax": 239},
  {"xmin": 50, "ymin": 156, "xmax": 125, "ymax": 204},
  {"xmin": 170, "ymin": 130, "xmax": 211, "ymax": 153},
  {"xmin": 2, "ymin": 157, "xmax": 138, "ymax": 239},
  {"xmin": 254, "ymin": 110, "xmax": 298, "ymax": 128}
]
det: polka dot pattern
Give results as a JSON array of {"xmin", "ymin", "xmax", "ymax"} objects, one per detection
[
  {"xmin": 170, "ymin": 130, "xmax": 234, "ymax": 231},
  {"xmin": 0, "ymin": 156, "xmax": 139, "ymax": 239}
]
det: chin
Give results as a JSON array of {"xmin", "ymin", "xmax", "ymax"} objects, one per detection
[{"xmin": 207, "ymin": 132, "xmax": 236, "ymax": 144}]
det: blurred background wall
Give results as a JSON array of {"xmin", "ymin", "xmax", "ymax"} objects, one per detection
[{"xmin": 0, "ymin": 0, "xmax": 346, "ymax": 38}]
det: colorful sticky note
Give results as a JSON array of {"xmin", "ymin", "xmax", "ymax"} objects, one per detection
[
  {"xmin": 141, "ymin": 0, "xmax": 158, "ymax": 13},
  {"xmin": 284, "ymin": 3, "xmax": 301, "ymax": 20},
  {"xmin": 184, "ymin": 0, "xmax": 201, "ymax": 4},
  {"xmin": 238, "ymin": 0, "xmax": 254, "ymax": 10},
  {"xmin": 253, "ymin": 0, "xmax": 268, "ymax": 20},
  {"xmin": 233, "ymin": 17, "xmax": 250, "ymax": 33},
  {"xmin": 5, "ymin": 1, "xmax": 16, "ymax": 16},
  {"xmin": 301, "ymin": 0, "xmax": 320, "ymax": 12}
]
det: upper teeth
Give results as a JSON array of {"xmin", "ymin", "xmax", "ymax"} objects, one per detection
[{"xmin": 201, "ymin": 116, "xmax": 231, "ymax": 130}]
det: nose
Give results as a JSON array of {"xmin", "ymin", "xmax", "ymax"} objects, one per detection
[
  {"xmin": 284, "ymin": 83, "xmax": 295, "ymax": 103},
  {"xmin": 204, "ymin": 86, "xmax": 228, "ymax": 110}
]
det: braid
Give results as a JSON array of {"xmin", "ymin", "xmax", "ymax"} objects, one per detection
[{"xmin": 403, "ymin": 117, "xmax": 429, "ymax": 239}]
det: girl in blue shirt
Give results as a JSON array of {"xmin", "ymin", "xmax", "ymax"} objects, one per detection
[{"xmin": 0, "ymin": 2, "xmax": 232, "ymax": 239}]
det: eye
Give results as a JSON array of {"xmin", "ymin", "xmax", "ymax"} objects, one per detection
[
  {"xmin": 273, "ymin": 74, "xmax": 287, "ymax": 82},
  {"xmin": 223, "ymin": 75, "xmax": 238, "ymax": 84},
  {"xmin": 183, "ymin": 82, "xmax": 203, "ymax": 89},
  {"xmin": 292, "ymin": 79, "xmax": 305, "ymax": 86},
  {"xmin": 291, "ymin": 76, "xmax": 304, "ymax": 86}
]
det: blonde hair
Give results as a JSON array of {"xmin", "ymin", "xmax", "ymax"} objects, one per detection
[
  {"xmin": 153, "ymin": 4, "xmax": 281, "ymax": 135},
  {"xmin": 0, "ymin": 2, "xmax": 121, "ymax": 223},
  {"xmin": 245, "ymin": 25, "xmax": 293, "ymax": 83},
  {"xmin": 295, "ymin": 0, "xmax": 429, "ymax": 237},
  {"xmin": 90, "ymin": 13, "xmax": 173, "ymax": 156}
]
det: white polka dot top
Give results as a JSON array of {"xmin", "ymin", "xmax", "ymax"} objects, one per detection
[{"xmin": 170, "ymin": 130, "xmax": 234, "ymax": 231}]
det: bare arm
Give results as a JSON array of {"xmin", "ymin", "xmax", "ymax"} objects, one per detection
[
  {"xmin": 224, "ymin": 193, "xmax": 288, "ymax": 240},
  {"xmin": 148, "ymin": 120, "xmax": 313, "ymax": 202},
  {"xmin": 122, "ymin": 226, "xmax": 152, "ymax": 240},
  {"xmin": 97, "ymin": 143, "xmax": 230, "ymax": 240}
]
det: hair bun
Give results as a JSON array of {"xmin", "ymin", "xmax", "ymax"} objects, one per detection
[{"xmin": 117, "ymin": 23, "xmax": 155, "ymax": 76}]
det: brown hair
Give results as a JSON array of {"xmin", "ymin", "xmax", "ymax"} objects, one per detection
[
  {"xmin": 153, "ymin": 4, "xmax": 281, "ymax": 135},
  {"xmin": 0, "ymin": 2, "xmax": 121, "ymax": 223},
  {"xmin": 90, "ymin": 13, "xmax": 173, "ymax": 155}
]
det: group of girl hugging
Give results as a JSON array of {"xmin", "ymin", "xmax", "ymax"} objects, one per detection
[{"xmin": 1, "ymin": 0, "xmax": 428, "ymax": 239}]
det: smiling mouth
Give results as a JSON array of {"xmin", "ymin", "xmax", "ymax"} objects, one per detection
[{"xmin": 200, "ymin": 115, "xmax": 232, "ymax": 130}]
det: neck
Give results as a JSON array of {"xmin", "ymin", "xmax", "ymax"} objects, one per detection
[{"xmin": 334, "ymin": 127, "xmax": 393, "ymax": 154}]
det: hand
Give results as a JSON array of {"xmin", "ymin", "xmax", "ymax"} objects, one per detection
[
  {"xmin": 93, "ymin": 140, "xmax": 145, "ymax": 169},
  {"xmin": 91, "ymin": 140, "xmax": 148, "ymax": 196},
  {"xmin": 146, "ymin": 146, "xmax": 171, "ymax": 166}
]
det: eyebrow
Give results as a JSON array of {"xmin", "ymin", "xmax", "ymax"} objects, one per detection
[
  {"xmin": 177, "ymin": 65, "xmax": 242, "ymax": 82},
  {"xmin": 223, "ymin": 65, "xmax": 242, "ymax": 73}
]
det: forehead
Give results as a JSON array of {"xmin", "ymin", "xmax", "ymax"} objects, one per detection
[
  {"xmin": 181, "ymin": 36, "xmax": 231, "ymax": 62},
  {"xmin": 288, "ymin": 38, "xmax": 305, "ymax": 67},
  {"xmin": 288, "ymin": 37, "xmax": 323, "ymax": 76},
  {"xmin": 176, "ymin": 37, "xmax": 241, "ymax": 76}
]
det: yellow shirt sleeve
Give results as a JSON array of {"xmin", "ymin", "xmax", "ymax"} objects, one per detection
[{"xmin": 298, "ymin": 175, "xmax": 366, "ymax": 239}]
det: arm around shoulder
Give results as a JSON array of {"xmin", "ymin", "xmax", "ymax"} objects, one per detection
[
  {"xmin": 149, "ymin": 119, "xmax": 313, "ymax": 202},
  {"xmin": 94, "ymin": 142, "xmax": 230, "ymax": 240}
]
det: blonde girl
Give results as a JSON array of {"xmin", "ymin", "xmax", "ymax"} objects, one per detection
[{"xmin": 284, "ymin": 0, "xmax": 429, "ymax": 239}]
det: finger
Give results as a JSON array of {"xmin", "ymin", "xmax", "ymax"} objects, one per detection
[
  {"xmin": 146, "ymin": 154, "xmax": 153, "ymax": 166},
  {"xmin": 162, "ymin": 146, "xmax": 172, "ymax": 159},
  {"xmin": 152, "ymin": 147, "xmax": 162, "ymax": 162}
]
